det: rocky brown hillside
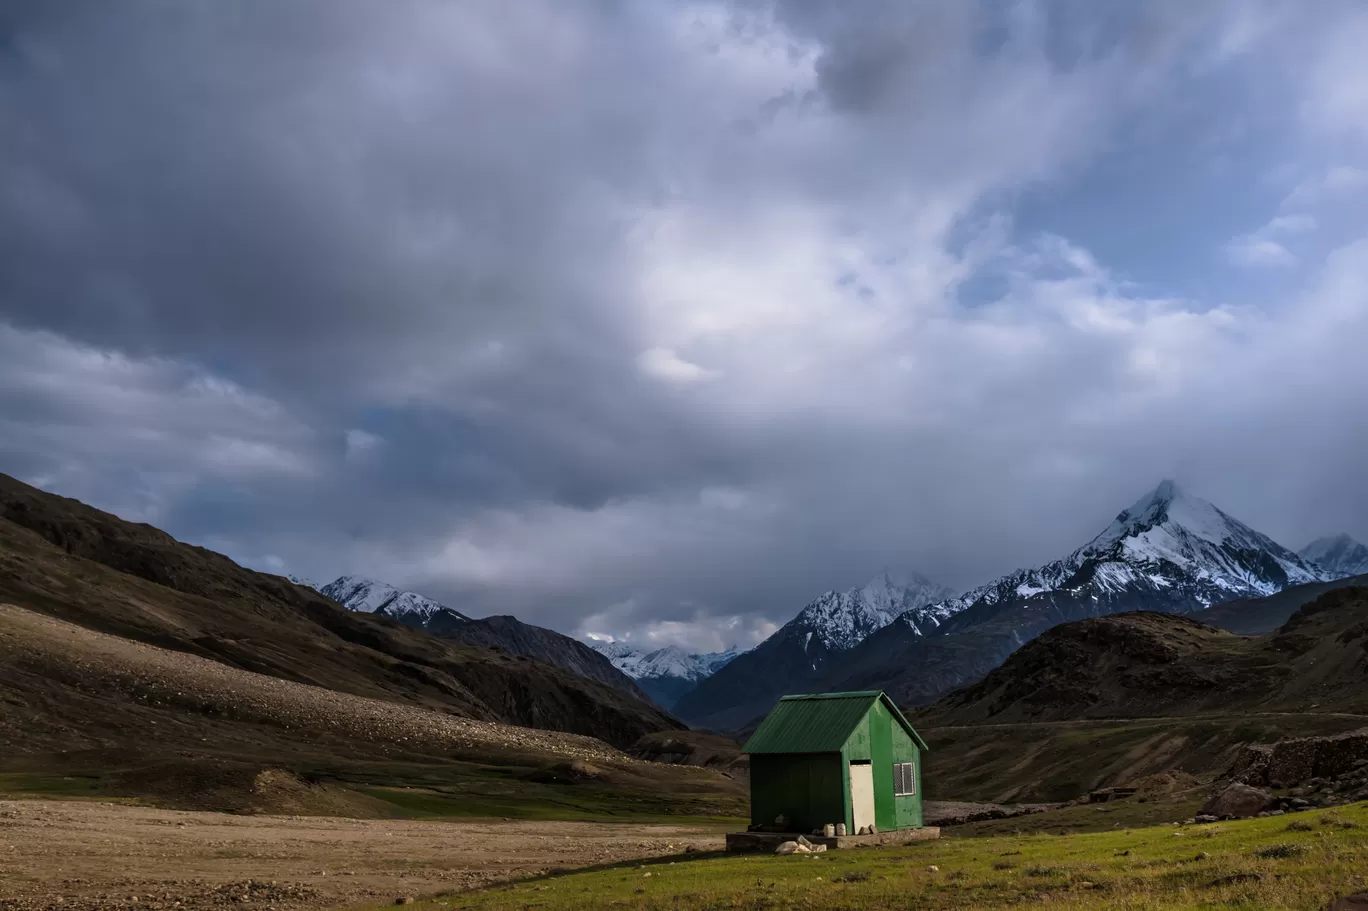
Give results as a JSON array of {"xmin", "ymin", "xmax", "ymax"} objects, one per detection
[
  {"xmin": 0, "ymin": 473, "xmax": 681, "ymax": 749},
  {"xmin": 920, "ymin": 586, "xmax": 1368, "ymax": 726}
]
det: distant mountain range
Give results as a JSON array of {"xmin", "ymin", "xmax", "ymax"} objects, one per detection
[
  {"xmin": 304, "ymin": 483, "xmax": 1366, "ymax": 735},
  {"xmin": 676, "ymin": 480, "xmax": 1341, "ymax": 731},
  {"xmin": 312, "ymin": 576, "xmax": 654, "ymax": 705},
  {"xmin": 672, "ymin": 570, "xmax": 955, "ymax": 730},
  {"xmin": 1300, "ymin": 533, "xmax": 1368, "ymax": 579},
  {"xmin": 587, "ymin": 642, "xmax": 741, "ymax": 709}
]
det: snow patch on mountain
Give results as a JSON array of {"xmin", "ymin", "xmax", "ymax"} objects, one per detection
[
  {"xmin": 799, "ymin": 570, "xmax": 958, "ymax": 650},
  {"xmin": 588, "ymin": 641, "xmax": 740, "ymax": 682},
  {"xmin": 1300, "ymin": 534, "xmax": 1368, "ymax": 579},
  {"xmin": 896, "ymin": 480, "xmax": 1330, "ymax": 631},
  {"xmin": 316, "ymin": 575, "xmax": 470, "ymax": 623}
]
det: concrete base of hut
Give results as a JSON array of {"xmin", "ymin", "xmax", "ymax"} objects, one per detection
[{"xmin": 725, "ymin": 827, "xmax": 941, "ymax": 853}]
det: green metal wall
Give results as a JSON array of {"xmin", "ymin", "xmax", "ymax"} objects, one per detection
[
  {"xmin": 891, "ymin": 721, "xmax": 923, "ymax": 829},
  {"xmin": 838, "ymin": 700, "xmax": 922, "ymax": 831},
  {"xmin": 746, "ymin": 696, "xmax": 925, "ymax": 833},
  {"xmin": 748, "ymin": 752, "xmax": 845, "ymax": 833}
]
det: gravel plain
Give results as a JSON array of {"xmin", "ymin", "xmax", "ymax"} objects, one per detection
[{"xmin": 0, "ymin": 798, "xmax": 724, "ymax": 911}]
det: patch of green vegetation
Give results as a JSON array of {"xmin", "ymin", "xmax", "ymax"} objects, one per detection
[
  {"xmin": 0, "ymin": 752, "xmax": 746, "ymax": 824},
  {"xmin": 380, "ymin": 802, "xmax": 1368, "ymax": 910},
  {"xmin": 951, "ymin": 795, "xmax": 1209, "ymax": 837},
  {"xmin": 355, "ymin": 784, "xmax": 741, "ymax": 827},
  {"xmin": 0, "ymin": 771, "xmax": 124, "ymax": 801}
]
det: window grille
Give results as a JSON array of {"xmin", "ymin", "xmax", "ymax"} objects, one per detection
[{"xmin": 893, "ymin": 761, "xmax": 917, "ymax": 796}]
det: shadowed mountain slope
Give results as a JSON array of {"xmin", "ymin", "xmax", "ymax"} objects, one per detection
[
  {"xmin": 815, "ymin": 481, "xmax": 1329, "ymax": 712},
  {"xmin": 920, "ymin": 586, "xmax": 1368, "ymax": 727},
  {"xmin": 0, "ymin": 473, "xmax": 680, "ymax": 749}
]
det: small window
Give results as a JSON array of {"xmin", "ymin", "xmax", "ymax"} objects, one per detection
[{"xmin": 893, "ymin": 761, "xmax": 917, "ymax": 796}]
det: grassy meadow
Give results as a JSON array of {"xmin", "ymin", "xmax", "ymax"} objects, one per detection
[{"xmin": 385, "ymin": 802, "xmax": 1368, "ymax": 911}]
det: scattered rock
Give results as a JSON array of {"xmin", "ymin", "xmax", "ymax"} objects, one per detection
[
  {"xmin": 395, "ymin": 897, "xmax": 414, "ymax": 906},
  {"xmin": 1202, "ymin": 783, "xmax": 1277, "ymax": 819},
  {"xmin": 926, "ymin": 865, "xmax": 939, "ymax": 873}
]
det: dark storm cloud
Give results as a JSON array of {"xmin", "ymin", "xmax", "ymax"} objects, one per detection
[{"xmin": 2, "ymin": 0, "xmax": 1366, "ymax": 647}]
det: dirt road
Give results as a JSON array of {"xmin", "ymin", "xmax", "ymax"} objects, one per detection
[{"xmin": 0, "ymin": 800, "xmax": 724, "ymax": 911}]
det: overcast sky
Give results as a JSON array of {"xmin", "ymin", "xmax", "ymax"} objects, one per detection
[{"xmin": 3, "ymin": 1, "xmax": 1367, "ymax": 652}]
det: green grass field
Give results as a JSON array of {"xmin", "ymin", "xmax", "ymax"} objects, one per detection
[{"xmin": 383, "ymin": 802, "xmax": 1368, "ymax": 910}]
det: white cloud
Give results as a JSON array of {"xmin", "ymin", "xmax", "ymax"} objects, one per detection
[
  {"xmin": 344, "ymin": 428, "xmax": 383, "ymax": 461},
  {"xmin": 1226, "ymin": 237, "xmax": 1296, "ymax": 267},
  {"xmin": 636, "ymin": 347, "xmax": 720, "ymax": 385},
  {"xmin": 1283, "ymin": 165, "xmax": 1368, "ymax": 208},
  {"xmin": 1226, "ymin": 213, "xmax": 1316, "ymax": 267},
  {"xmin": 0, "ymin": 321, "xmax": 316, "ymax": 520}
]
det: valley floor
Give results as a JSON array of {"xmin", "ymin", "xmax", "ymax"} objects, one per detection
[
  {"xmin": 384, "ymin": 802, "xmax": 1368, "ymax": 910},
  {"xmin": 0, "ymin": 799, "xmax": 726, "ymax": 911}
]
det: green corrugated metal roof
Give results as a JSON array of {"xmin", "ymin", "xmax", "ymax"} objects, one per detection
[{"xmin": 741, "ymin": 691, "xmax": 929, "ymax": 754}]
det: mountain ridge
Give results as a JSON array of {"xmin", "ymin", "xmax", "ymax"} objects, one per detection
[
  {"xmin": 673, "ymin": 569, "xmax": 954, "ymax": 730},
  {"xmin": 0, "ymin": 472, "xmax": 679, "ymax": 748},
  {"xmin": 589, "ymin": 641, "xmax": 741, "ymax": 709},
  {"xmin": 919, "ymin": 584, "xmax": 1368, "ymax": 727},
  {"xmin": 1300, "ymin": 533, "xmax": 1368, "ymax": 579},
  {"xmin": 314, "ymin": 574, "xmax": 652, "ymax": 704},
  {"xmin": 817, "ymin": 480, "xmax": 1331, "ymax": 712}
]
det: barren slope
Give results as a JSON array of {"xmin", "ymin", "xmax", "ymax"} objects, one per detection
[
  {"xmin": 0, "ymin": 472, "xmax": 679, "ymax": 749},
  {"xmin": 0, "ymin": 602, "xmax": 622, "ymax": 765}
]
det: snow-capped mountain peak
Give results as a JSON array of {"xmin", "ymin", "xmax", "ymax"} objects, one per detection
[
  {"xmin": 894, "ymin": 481, "xmax": 1329, "ymax": 634},
  {"xmin": 797, "ymin": 570, "xmax": 957, "ymax": 652},
  {"xmin": 588, "ymin": 640, "xmax": 740, "ymax": 682},
  {"xmin": 1067, "ymin": 480, "xmax": 1324, "ymax": 600},
  {"xmin": 317, "ymin": 575, "xmax": 469, "ymax": 623},
  {"xmin": 1083, "ymin": 479, "xmax": 1235, "ymax": 553},
  {"xmin": 1300, "ymin": 534, "xmax": 1368, "ymax": 579}
]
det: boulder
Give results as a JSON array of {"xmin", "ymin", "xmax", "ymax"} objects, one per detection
[{"xmin": 1202, "ymin": 783, "xmax": 1277, "ymax": 819}]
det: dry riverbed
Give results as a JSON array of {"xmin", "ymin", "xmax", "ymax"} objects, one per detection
[{"xmin": 0, "ymin": 799, "xmax": 725, "ymax": 910}]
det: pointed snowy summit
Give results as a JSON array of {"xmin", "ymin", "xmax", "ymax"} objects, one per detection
[
  {"xmin": 317, "ymin": 575, "xmax": 470, "ymax": 623},
  {"xmin": 798, "ymin": 570, "xmax": 957, "ymax": 652},
  {"xmin": 1300, "ymin": 533, "xmax": 1368, "ymax": 579},
  {"xmin": 892, "ymin": 480, "xmax": 1329, "ymax": 633}
]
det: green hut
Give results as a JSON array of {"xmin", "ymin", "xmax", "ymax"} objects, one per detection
[{"xmin": 741, "ymin": 691, "xmax": 927, "ymax": 834}]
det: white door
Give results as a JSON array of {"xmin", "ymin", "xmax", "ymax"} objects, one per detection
[{"xmin": 849, "ymin": 762, "xmax": 875, "ymax": 832}]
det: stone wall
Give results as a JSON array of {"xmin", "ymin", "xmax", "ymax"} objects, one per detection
[{"xmin": 1231, "ymin": 729, "xmax": 1368, "ymax": 787}]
